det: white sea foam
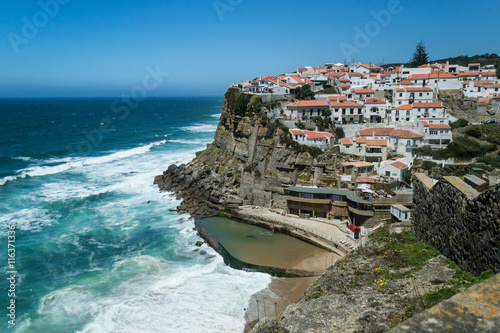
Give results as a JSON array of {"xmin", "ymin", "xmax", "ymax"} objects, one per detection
[
  {"xmin": 1, "ymin": 140, "xmax": 167, "ymax": 186},
  {"xmin": 0, "ymin": 208, "xmax": 58, "ymax": 235},
  {"xmin": 12, "ymin": 156, "xmax": 33, "ymax": 161},
  {"xmin": 168, "ymin": 139, "xmax": 213, "ymax": 145},
  {"xmin": 180, "ymin": 124, "xmax": 217, "ymax": 133},
  {"xmin": 211, "ymin": 113, "xmax": 222, "ymax": 118},
  {"xmin": 72, "ymin": 255, "xmax": 272, "ymax": 333}
]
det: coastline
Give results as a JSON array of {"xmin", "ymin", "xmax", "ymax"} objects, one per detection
[{"xmin": 193, "ymin": 213, "xmax": 345, "ymax": 332}]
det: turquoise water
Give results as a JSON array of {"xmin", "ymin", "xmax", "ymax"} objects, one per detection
[{"xmin": 0, "ymin": 98, "xmax": 272, "ymax": 333}]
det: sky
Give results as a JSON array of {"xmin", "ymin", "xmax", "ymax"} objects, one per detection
[{"xmin": 0, "ymin": 0, "xmax": 499, "ymax": 97}]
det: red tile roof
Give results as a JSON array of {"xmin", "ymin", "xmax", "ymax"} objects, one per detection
[
  {"xmin": 366, "ymin": 139, "xmax": 387, "ymax": 147},
  {"xmin": 477, "ymin": 98, "xmax": 492, "ymax": 106},
  {"xmin": 393, "ymin": 104, "xmax": 413, "ymax": 110},
  {"xmin": 390, "ymin": 161, "xmax": 409, "ymax": 170},
  {"xmin": 389, "ymin": 129, "xmax": 423, "ymax": 138},
  {"xmin": 365, "ymin": 98, "xmax": 386, "ymax": 104},
  {"xmin": 341, "ymin": 138, "xmax": 353, "ymax": 145},
  {"xmin": 290, "ymin": 130, "xmax": 334, "ymax": 139},
  {"xmin": 328, "ymin": 96, "xmax": 347, "ymax": 102},
  {"xmin": 420, "ymin": 120, "xmax": 429, "ymax": 126},
  {"xmin": 408, "ymin": 73, "xmax": 457, "ymax": 79},
  {"xmin": 359, "ymin": 127, "xmax": 395, "ymax": 136},
  {"xmin": 413, "ymin": 102, "xmax": 443, "ymax": 108},
  {"xmin": 404, "ymin": 87, "xmax": 433, "ymax": 92},
  {"xmin": 288, "ymin": 100, "xmax": 329, "ymax": 107},
  {"xmin": 355, "ymin": 137, "xmax": 367, "ymax": 143},
  {"xmin": 354, "ymin": 89, "xmax": 374, "ymax": 94},
  {"xmin": 398, "ymin": 79, "xmax": 414, "ymax": 85},
  {"xmin": 356, "ymin": 176, "xmax": 375, "ymax": 184},
  {"xmin": 330, "ymin": 101, "xmax": 364, "ymax": 107},
  {"xmin": 429, "ymin": 124, "xmax": 451, "ymax": 129},
  {"xmin": 352, "ymin": 62, "xmax": 381, "ymax": 69},
  {"xmin": 459, "ymin": 72, "xmax": 480, "ymax": 77},
  {"xmin": 418, "ymin": 64, "xmax": 438, "ymax": 68}
]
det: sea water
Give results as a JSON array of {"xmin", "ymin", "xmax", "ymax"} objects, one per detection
[{"xmin": 0, "ymin": 97, "xmax": 272, "ymax": 333}]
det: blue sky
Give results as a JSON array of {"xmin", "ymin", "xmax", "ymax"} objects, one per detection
[{"xmin": 0, "ymin": 0, "xmax": 499, "ymax": 97}]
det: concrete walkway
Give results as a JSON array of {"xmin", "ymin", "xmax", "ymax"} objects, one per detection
[{"xmin": 236, "ymin": 206, "xmax": 359, "ymax": 254}]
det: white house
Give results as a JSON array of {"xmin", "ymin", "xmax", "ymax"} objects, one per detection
[
  {"xmin": 391, "ymin": 204, "xmax": 411, "ymax": 221},
  {"xmin": 417, "ymin": 119, "xmax": 452, "ymax": 148},
  {"xmin": 387, "ymin": 129, "xmax": 423, "ymax": 156},
  {"xmin": 407, "ymin": 72, "xmax": 461, "ymax": 90},
  {"xmin": 329, "ymin": 99, "xmax": 364, "ymax": 124},
  {"xmin": 390, "ymin": 102, "xmax": 445, "ymax": 123},
  {"xmin": 350, "ymin": 62, "xmax": 381, "ymax": 74},
  {"xmin": 393, "ymin": 87, "xmax": 434, "ymax": 106},
  {"xmin": 339, "ymin": 137, "xmax": 388, "ymax": 162},
  {"xmin": 289, "ymin": 129, "xmax": 334, "ymax": 148},
  {"xmin": 399, "ymin": 67, "xmax": 432, "ymax": 79},
  {"xmin": 353, "ymin": 89, "xmax": 374, "ymax": 102},
  {"xmin": 286, "ymin": 100, "xmax": 330, "ymax": 121},
  {"xmin": 462, "ymin": 80, "xmax": 500, "ymax": 98},
  {"xmin": 359, "ymin": 127, "xmax": 423, "ymax": 157},
  {"xmin": 364, "ymin": 98, "xmax": 387, "ymax": 123},
  {"xmin": 381, "ymin": 161, "xmax": 409, "ymax": 181}
]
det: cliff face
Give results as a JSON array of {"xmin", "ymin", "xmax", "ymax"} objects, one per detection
[{"xmin": 154, "ymin": 88, "xmax": 339, "ymax": 215}]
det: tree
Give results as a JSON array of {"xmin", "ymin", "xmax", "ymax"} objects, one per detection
[
  {"xmin": 409, "ymin": 40, "xmax": 429, "ymax": 67},
  {"xmin": 295, "ymin": 120, "xmax": 306, "ymax": 129},
  {"xmin": 296, "ymin": 85, "xmax": 315, "ymax": 100}
]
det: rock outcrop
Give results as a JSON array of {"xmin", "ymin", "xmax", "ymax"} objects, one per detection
[{"xmin": 154, "ymin": 88, "xmax": 341, "ymax": 215}]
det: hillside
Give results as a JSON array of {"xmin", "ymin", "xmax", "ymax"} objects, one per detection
[{"xmin": 384, "ymin": 53, "xmax": 500, "ymax": 74}]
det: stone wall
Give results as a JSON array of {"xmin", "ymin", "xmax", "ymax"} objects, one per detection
[{"xmin": 413, "ymin": 173, "xmax": 500, "ymax": 275}]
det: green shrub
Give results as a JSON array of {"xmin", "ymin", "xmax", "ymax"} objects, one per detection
[
  {"xmin": 465, "ymin": 126, "xmax": 482, "ymax": 138},
  {"xmin": 450, "ymin": 118, "xmax": 469, "ymax": 129}
]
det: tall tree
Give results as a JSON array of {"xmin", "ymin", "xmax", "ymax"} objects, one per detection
[{"xmin": 409, "ymin": 40, "xmax": 429, "ymax": 68}]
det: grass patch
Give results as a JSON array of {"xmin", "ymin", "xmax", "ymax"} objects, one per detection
[
  {"xmin": 318, "ymin": 177, "xmax": 337, "ymax": 185},
  {"xmin": 395, "ymin": 260, "xmax": 494, "ymax": 326},
  {"xmin": 369, "ymin": 226, "xmax": 440, "ymax": 270}
]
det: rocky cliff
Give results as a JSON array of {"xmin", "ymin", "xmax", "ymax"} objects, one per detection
[{"xmin": 154, "ymin": 88, "xmax": 340, "ymax": 215}]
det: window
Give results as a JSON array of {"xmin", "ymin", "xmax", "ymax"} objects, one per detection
[{"xmin": 419, "ymin": 93, "xmax": 423, "ymax": 97}]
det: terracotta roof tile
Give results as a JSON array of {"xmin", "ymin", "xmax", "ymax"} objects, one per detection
[
  {"xmin": 288, "ymin": 100, "xmax": 329, "ymax": 107},
  {"xmin": 390, "ymin": 161, "xmax": 409, "ymax": 170},
  {"xmin": 354, "ymin": 89, "xmax": 374, "ymax": 94},
  {"xmin": 389, "ymin": 129, "xmax": 423, "ymax": 138},
  {"xmin": 341, "ymin": 138, "xmax": 353, "ymax": 145},
  {"xmin": 356, "ymin": 176, "xmax": 375, "ymax": 183},
  {"xmin": 393, "ymin": 104, "xmax": 413, "ymax": 110},
  {"xmin": 359, "ymin": 127, "xmax": 394, "ymax": 136},
  {"xmin": 365, "ymin": 98, "xmax": 386, "ymax": 104},
  {"xmin": 429, "ymin": 124, "xmax": 451, "ymax": 129},
  {"xmin": 413, "ymin": 102, "xmax": 443, "ymax": 108},
  {"xmin": 366, "ymin": 139, "xmax": 387, "ymax": 147}
]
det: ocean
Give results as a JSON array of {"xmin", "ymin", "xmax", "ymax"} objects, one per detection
[{"xmin": 0, "ymin": 97, "xmax": 273, "ymax": 333}]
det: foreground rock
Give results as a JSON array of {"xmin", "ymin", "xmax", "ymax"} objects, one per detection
[
  {"xmin": 389, "ymin": 274, "xmax": 500, "ymax": 333},
  {"xmin": 252, "ymin": 224, "xmax": 496, "ymax": 332}
]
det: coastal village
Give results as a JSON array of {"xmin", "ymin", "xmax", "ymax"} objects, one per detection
[
  {"xmin": 229, "ymin": 59, "xmax": 500, "ymax": 228},
  {"xmin": 155, "ymin": 55, "xmax": 500, "ymax": 332}
]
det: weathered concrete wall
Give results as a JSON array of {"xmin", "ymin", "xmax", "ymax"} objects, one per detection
[{"xmin": 413, "ymin": 173, "xmax": 500, "ymax": 275}]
